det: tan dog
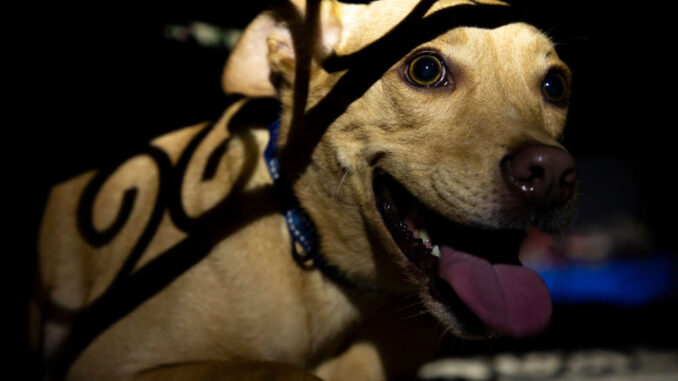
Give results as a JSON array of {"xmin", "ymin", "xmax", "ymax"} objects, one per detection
[{"xmin": 38, "ymin": 0, "xmax": 577, "ymax": 379}]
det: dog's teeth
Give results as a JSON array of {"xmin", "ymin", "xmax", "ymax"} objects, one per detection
[
  {"xmin": 418, "ymin": 228, "xmax": 431, "ymax": 243},
  {"xmin": 431, "ymin": 245, "xmax": 440, "ymax": 258}
]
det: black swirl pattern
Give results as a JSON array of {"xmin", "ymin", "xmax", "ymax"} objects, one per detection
[{"xmin": 49, "ymin": 98, "xmax": 279, "ymax": 380}]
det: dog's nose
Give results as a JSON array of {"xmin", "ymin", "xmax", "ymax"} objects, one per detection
[{"xmin": 502, "ymin": 143, "xmax": 576, "ymax": 209}]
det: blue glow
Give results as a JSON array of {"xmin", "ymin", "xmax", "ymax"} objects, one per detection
[{"xmin": 530, "ymin": 254, "xmax": 678, "ymax": 306}]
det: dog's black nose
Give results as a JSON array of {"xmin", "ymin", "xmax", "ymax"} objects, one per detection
[{"xmin": 502, "ymin": 143, "xmax": 576, "ymax": 209}]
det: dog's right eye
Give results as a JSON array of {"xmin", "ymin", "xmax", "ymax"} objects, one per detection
[{"xmin": 406, "ymin": 54, "xmax": 446, "ymax": 87}]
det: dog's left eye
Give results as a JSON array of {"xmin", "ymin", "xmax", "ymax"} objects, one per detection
[
  {"xmin": 542, "ymin": 71, "xmax": 568, "ymax": 104},
  {"xmin": 406, "ymin": 54, "xmax": 446, "ymax": 87}
]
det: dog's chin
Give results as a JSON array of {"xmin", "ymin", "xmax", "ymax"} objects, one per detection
[{"xmin": 372, "ymin": 168, "xmax": 567, "ymax": 339}]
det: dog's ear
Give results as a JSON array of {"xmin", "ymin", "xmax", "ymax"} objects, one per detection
[
  {"xmin": 222, "ymin": 0, "xmax": 344, "ymax": 97},
  {"xmin": 221, "ymin": 11, "xmax": 287, "ymax": 97}
]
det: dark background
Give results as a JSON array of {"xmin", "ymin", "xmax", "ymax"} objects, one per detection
[{"xmin": 15, "ymin": 0, "xmax": 677, "ymax": 378}]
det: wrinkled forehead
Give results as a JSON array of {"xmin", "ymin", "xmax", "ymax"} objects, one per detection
[
  {"xmin": 333, "ymin": 0, "xmax": 521, "ymax": 56},
  {"xmin": 420, "ymin": 23, "xmax": 566, "ymax": 87},
  {"xmin": 430, "ymin": 23, "xmax": 558, "ymax": 61}
]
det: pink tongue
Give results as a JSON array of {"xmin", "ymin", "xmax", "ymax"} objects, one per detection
[{"xmin": 438, "ymin": 246, "xmax": 552, "ymax": 337}]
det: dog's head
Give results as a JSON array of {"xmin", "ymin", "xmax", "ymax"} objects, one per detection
[{"xmin": 225, "ymin": 0, "xmax": 576, "ymax": 339}]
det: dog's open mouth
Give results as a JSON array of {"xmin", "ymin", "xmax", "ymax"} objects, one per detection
[{"xmin": 373, "ymin": 169, "xmax": 551, "ymax": 338}]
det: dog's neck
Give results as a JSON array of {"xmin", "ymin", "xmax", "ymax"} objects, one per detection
[
  {"xmin": 265, "ymin": 119, "xmax": 378, "ymax": 292},
  {"xmin": 264, "ymin": 120, "xmax": 318, "ymax": 261}
]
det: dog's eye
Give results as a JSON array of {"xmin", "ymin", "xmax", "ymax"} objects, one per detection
[
  {"xmin": 542, "ymin": 71, "xmax": 568, "ymax": 103},
  {"xmin": 407, "ymin": 54, "xmax": 446, "ymax": 87}
]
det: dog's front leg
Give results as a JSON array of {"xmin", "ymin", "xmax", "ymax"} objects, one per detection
[
  {"xmin": 313, "ymin": 340, "xmax": 389, "ymax": 381},
  {"xmin": 131, "ymin": 360, "xmax": 322, "ymax": 381},
  {"xmin": 314, "ymin": 302, "xmax": 444, "ymax": 381}
]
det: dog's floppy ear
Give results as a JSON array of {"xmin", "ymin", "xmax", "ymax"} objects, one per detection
[
  {"xmin": 222, "ymin": 0, "xmax": 344, "ymax": 97},
  {"xmin": 221, "ymin": 11, "xmax": 288, "ymax": 97}
]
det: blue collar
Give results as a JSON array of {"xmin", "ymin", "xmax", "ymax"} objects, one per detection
[
  {"xmin": 264, "ymin": 120, "xmax": 318, "ymax": 263},
  {"xmin": 264, "ymin": 120, "xmax": 376, "ymax": 292}
]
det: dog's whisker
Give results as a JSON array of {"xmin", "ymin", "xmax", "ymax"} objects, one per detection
[
  {"xmin": 552, "ymin": 35, "xmax": 593, "ymax": 47},
  {"xmin": 438, "ymin": 324, "xmax": 453, "ymax": 342},
  {"xmin": 399, "ymin": 309, "xmax": 430, "ymax": 321},
  {"xmin": 332, "ymin": 168, "xmax": 350, "ymax": 201},
  {"xmin": 396, "ymin": 298, "xmax": 427, "ymax": 313}
]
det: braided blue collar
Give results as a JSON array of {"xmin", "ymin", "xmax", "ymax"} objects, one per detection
[{"xmin": 264, "ymin": 120, "xmax": 318, "ymax": 263}]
